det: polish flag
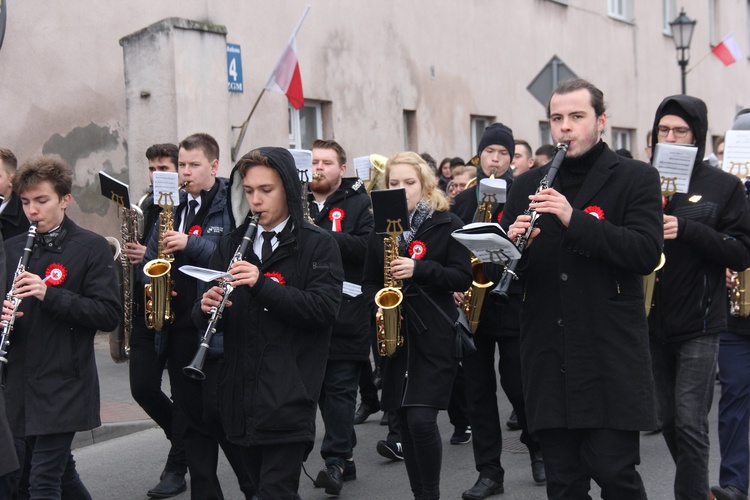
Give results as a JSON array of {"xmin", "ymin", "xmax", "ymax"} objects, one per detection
[
  {"xmin": 712, "ymin": 32, "xmax": 743, "ymax": 66},
  {"xmin": 264, "ymin": 6, "xmax": 310, "ymax": 110}
]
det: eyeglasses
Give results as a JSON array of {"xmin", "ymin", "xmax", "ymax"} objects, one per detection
[{"xmin": 657, "ymin": 125, "xmax": 691, "ymax": 138}]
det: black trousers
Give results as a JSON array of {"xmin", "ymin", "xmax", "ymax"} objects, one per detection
[
  {"xmin": 241, "ymin": 442, "xmax": 306, "ymax": 500},
  {"xmin": 396, "ymin": 407, "xmax": 442, "ymax": 500},
  {"xmin": 536, "ymin": 428, "xmax": 647, "ymax": 500},
  {"xmin": 166, "ymin": 327, "xmax": 255, "ymax": 499},
  {"xmin": 462, "ymin": 334, "xmax": 537, "ymax": 484},
  {"xmin": 129, "ymin": 316, "xmax": 187, "ymax": 474}
]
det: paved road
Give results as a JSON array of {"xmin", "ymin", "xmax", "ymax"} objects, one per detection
[{"xmin": 75, "ymin": 335, "xmax": 725, "ymax": 499}]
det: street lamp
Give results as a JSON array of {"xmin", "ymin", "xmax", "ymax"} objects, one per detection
[{"xmin": 669, "ymin": 8, "xmax": 697, "ymax": 95}]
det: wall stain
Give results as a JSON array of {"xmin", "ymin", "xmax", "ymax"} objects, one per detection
[{"xmin": 42, "ymin": 122, "xmax": 127, "ymax": 217}]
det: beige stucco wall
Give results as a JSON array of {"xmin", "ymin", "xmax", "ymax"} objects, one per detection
[{"xmin": 0, "ymin": 0, "xmax": 747, "ymax": 235}]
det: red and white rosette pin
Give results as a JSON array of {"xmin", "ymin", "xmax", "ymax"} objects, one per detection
[
  {"xmin": 583, "ymin": 206, "xmax": 605, "ymax": 220},
  {"xmin": 263, "ymin": 271, "xmax": 286, "ymax": 285},
  {"xmin": 409, "ymin": 240, "xmax": 427, "ymax": 260},
  {"xmin": 44, "ymin": 263, "xmax": 67, "ymax": 286},
  {"xmin": 496, "ymin": 210, "xmax": 504, "ymax": 223},
  {"xmin": 662, "ymin": 196, "xmax": 669, "ymax": 208},
  {"xmin": 188, "ymin": 225, "xmax": 202, "ymax": 237},
  {"xmin": 329, "ymin": 208, "xmax": 345, "ymax": 232}
]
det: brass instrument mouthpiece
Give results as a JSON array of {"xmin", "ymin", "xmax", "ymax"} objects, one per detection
[{"xmin": 312, "ymin": 173, "xmax": 323, "ymax": 181}]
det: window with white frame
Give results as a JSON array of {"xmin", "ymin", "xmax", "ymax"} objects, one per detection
[
  {"xmin": 539, "ymin": 122, "xmax": 552, "ymax": 148},
  {"xmin": 471, "ymin": 116, "xmax": 494, "ymax": 155},
  {"xmin": 612, "ymin": 128, "xmax": 633, "ymax": 153},
  {"xmin": 709, "ymin": 0, "xmax": 717, "ymax": 46},
  {"xmin": 608, "ymin": 0, "xmax": 634, "ymax": 23},
  {"xmin": 288, "ymin": 101, "xmax": 323, "ymax": 150},
  {"xmin": 404, "ymin": 110, "xmax": 417, "ymax": 151},
  {"xmin": 663, "ymin": 0, "xmax": 676, "ymax": 35}
]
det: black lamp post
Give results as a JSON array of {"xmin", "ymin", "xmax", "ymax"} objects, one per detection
[{"xmin": 669, "ymin": 8, "xmax": 697, "ymax": 95}]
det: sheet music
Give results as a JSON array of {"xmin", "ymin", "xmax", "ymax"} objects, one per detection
[
  {"xmin": 353, "ymin": 156, "xmax": 372, "ymax": 181},
  {"xmin": 179, "ymin": 265, "xmax": 232, "ymax": 282},
  {"xmin": 289, "ymin": 149, "xmax": 313, "ymax": 182},
  {"xmin": 723, "ymin": 130, "xmax": 750, "ymax": 179},
  {"xmin": 152, "ymin": 172, "xmax": 180, "ymax": 208},
  {"xmin": 452, "ymin": 223, "xmax": 521, "ymax": 265},
  {"xmin": 652, "ymin": 143, "xmax": 697, "ymax": 195}
]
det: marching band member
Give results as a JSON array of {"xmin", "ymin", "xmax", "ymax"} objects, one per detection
[
  {"xmin": 308, "ymin": 140, "xmax": 374, "ymax": 496},
  {"xmin": 2, "ymin": 156, "xmax": 121, "ymax": 498},
  {"xmin": 502, "ymin": 78, "xmax": 663, "ymax": 499},
  {"xmin": 362, "ymin": 152, "xmax": 471, "ymax": 500},
  {"xmin": 196, "ymin": 147, "xmax": 343, "ymax": 499},
  {"xmin": 143, "ymin": 133, "xmax": 254, "ymax": 499}
]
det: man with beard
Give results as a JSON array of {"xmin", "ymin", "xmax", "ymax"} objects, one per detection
[
  {"xmin": 501, "ymin": 78, "xmax": 663, "ymax": 499},
  {"xmin": 308, "ymin": 139, "xmax": 374, "ymax": 496}
]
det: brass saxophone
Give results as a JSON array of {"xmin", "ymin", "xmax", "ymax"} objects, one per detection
[
  {"xmin": 143, "ymin": 185, "xmax": 184, "ymax": 330},
  {"xmin": 109, "ymin": 202, "xmax": 144, "ymax": 362},
  {"xmin": 375, "ymin": 219, "xmax": 404, "ymax": 357},
  {"xmin": 730, "ymin": 268, "xmax": 750, "ymax": 318},
  {"xmin": 461, "ymin": 172, "xmax": 498, "ymax": 332}
]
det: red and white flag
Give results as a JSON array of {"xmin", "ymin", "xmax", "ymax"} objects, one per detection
[
  {"xmin": 712, "ymin": 32, "xmax": 743, "ymax": 66},
  {"xmin": 264, "ymin": 6, "xmax": 310, "ymax": 110}
]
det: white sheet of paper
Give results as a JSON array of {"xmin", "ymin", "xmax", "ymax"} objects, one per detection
[
  {"xmin": 452, "ymin": 223, "xmax": 521, "ymax": 265},
  {"xmin": 478, "ymin": 178, "xmax": 507, "ymax": 204},
  {"xmin": 353, "ymin": 156, "xmax": 372, "ymax": 181},
  {"xmin": 179, "ymin": 265, "xmax": 232, "ymax": 282},
  {"xmin": 722, "ymin": 130, "xmax": 750, "ymax": 178},
  {"xmin": 342, "ymin": 281, "xmax": 362, "ymax": 297},
  {"xmin": 152, "ymin": 172, "xmax": 180, "ymax": 208},
  {"xmin": 652, "ymin": 143, "xmax": 697, "ymax": 195},
  {"xmin": 289, "ymin": 149, "xmax": 313, "ymax": 182}
]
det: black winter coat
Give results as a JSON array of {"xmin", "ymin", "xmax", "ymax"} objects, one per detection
[
  {"xmin": 194, "ymin": 147, "xmax": 344, "ymax": 455},
  {"xmin": 362, "ymin": 210, "xmax": 472, "ymax": 410},
  {"xmin": 3, "ymin": 217, "xmax": 121, "ymax": 436},
  {"xmin": 0, "ymin": 193, "xmax": 30, "ymax": 241},
  {"xmin": 651, "ymin": 161, "xmax": 750, "ymax": 342},
  {"xmin": 501, "ymin": 144, "xmax": 663, "ymax": 432},
  {"xmin": 309, "ymin": 178, "xmax": 373, "ymax": 361}
]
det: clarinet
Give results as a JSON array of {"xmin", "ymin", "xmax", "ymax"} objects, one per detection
[
  {"xmin": 0, "ymin": 224, "xmax": 39, "ymax": 378},
  {"xmin": 183, "ymin": 213, "xmax": 261, "ymax": 380},
  {"xmin": 491, "ymin": 142, "xmax": 569, "ymax": 302}
]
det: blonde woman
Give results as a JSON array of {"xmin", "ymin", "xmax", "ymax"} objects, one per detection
[{"xmin": 363, "ymin": 152, "xmax": 472, "ymax": 500}]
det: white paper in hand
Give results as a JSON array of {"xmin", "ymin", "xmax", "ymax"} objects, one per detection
[{"xmin": 179, "ymin": 265, "xmax": 232, "ymax": 282}]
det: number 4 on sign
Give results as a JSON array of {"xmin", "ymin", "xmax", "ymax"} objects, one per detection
[{"xmin": 229, "ymin": 57, "xmax": 238, "ymax": 81}]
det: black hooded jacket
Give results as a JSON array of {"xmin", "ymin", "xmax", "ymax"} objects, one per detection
[
  {"xmin": 308, "ymin": 177, "xmax": 374, "ymax": 360},
  {"xmin": 193, "ymin": 147, "xmax": 344, "ymax": 452},
  {"xmin": 650, "ymin": 95, "xmax": 750, "ymax": 342}
]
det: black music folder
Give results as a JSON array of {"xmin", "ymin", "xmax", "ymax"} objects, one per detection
[
  {"xmin": 98, "ymin": 171, "xmax": 130, "ymax": 208},
  {"xmin": 371, "ymin": 188, "xmax": 410, "ymax": 235}
]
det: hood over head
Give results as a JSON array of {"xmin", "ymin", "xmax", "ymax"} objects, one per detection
[
  {"xmin": 227, "ymin": 147, "xmax": 303, "ymax": 229},
  {"xmin": 651, "ymin": 94, "xmax": 708, "ymax": 165}
]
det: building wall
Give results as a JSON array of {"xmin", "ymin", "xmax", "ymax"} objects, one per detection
[{"xmin": 0, "ymin": 0, "xmax": 747, "ymax": 234}]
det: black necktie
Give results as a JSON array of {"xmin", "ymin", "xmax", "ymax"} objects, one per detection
[
  {"xmin": 261, "ymin": 231, "xmax": 276, "ymax": 262},
  {"xmin": 183, "ymin": 199, "xmax": 199, "ymax": 233}
]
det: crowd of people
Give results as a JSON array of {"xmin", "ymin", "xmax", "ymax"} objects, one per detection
[{"xmin": 0, "ymin": 76, "xmax": 746, "ymax": 500}]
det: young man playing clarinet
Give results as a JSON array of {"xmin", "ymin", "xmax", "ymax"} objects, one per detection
[
  {"xmin": 1, "ymin": 155, "xmax": 121, "ymax": 498},
  {"xmin": 501, "ymin": 78, "xmax": 663, "ymax": 499},
  {"xmin": 196, "ymin": 147, "xmax": 343, "ymax": 499}
]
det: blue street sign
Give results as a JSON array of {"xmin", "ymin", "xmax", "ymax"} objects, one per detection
[{"xmin": 227, "ymin": 43, "xmax": 243, "ymax": 93}]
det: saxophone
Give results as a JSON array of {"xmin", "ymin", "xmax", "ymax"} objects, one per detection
[
  {"xmin": 375, "ymin": 219, "xmax": 405, "ymax": 357},
  {"xmin": 0, "ymin": 224, "xmax": 38, "ymax": 379},
  {"xmin": 143, "ymin": 200, "xmax": 177, "ymax": 330},
  {"xmin": 729, "ymin": 268, "xmax": 750, "ymax": 318},
  {"xmin": 461, "ymin": 172, "xmax": 499, "ymax": 332},
  {"xmin": 109, "ymin": 202, "xmax": 144, "ymax": 362}
]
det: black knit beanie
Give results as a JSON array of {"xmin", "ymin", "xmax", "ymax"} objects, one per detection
[{"xmin": 477, "ymin": 123, "xmax": 515, "ymax": 158}]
